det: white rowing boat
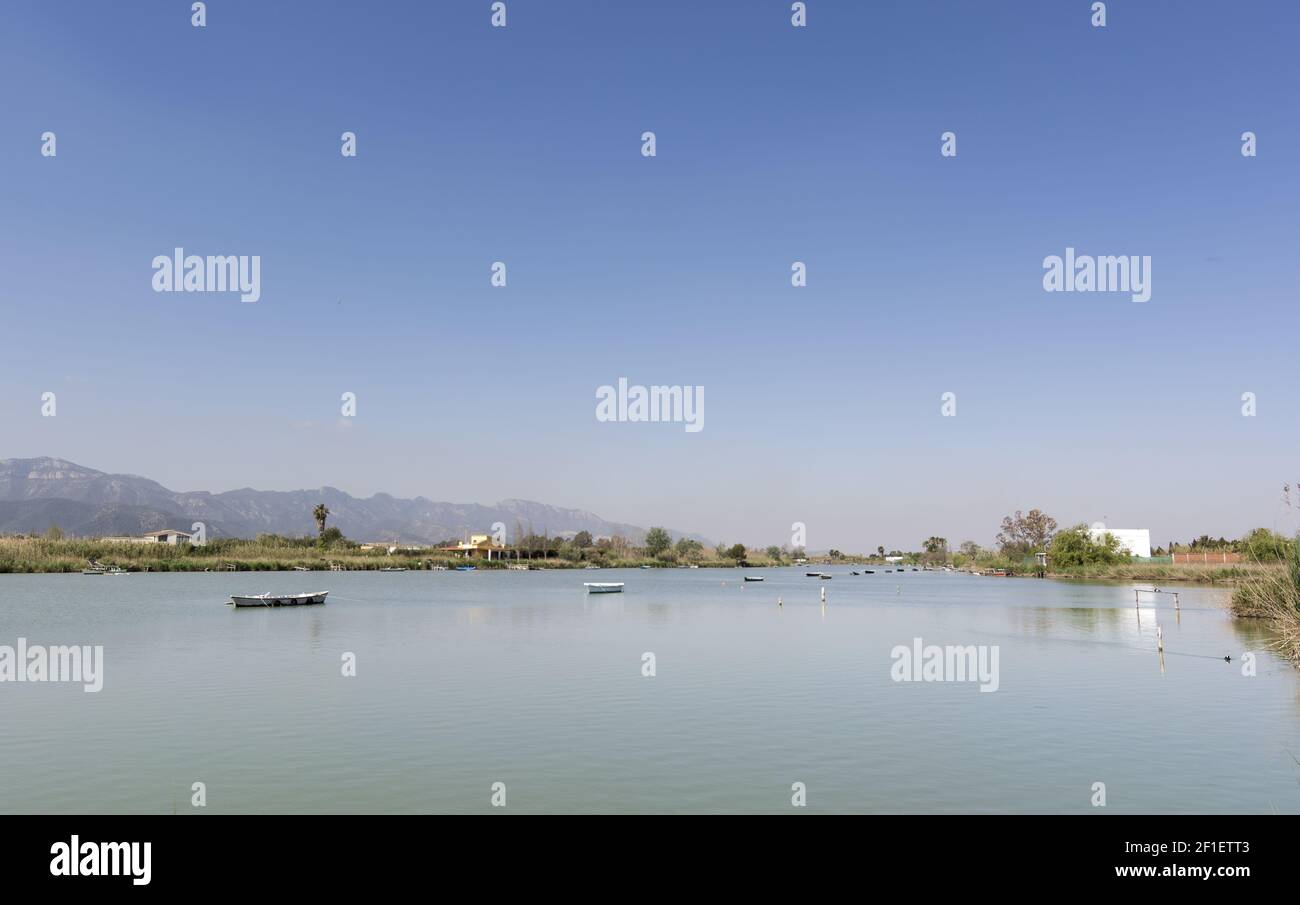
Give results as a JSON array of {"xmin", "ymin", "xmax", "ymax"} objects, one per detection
[
  {"xmin": 230, "ymin": 591, "xmax": 329, "ymax": 607},
  {"xmin": 583, "ymin": 582, "xmax": 624, "ymax": 594}
]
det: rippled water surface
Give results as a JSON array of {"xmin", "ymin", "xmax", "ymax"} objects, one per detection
[{"xmin": 1, "ymin": 568, "xmax": 1297, "ymax": 813}]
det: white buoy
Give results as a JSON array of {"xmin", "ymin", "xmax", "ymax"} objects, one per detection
[{"xmin": 778, "ymin": 596, "xmax": 783, "ymax": 607}]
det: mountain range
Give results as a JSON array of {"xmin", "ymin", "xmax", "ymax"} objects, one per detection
[{"xmin": 0, "ymin": 458, "xmax": 707, "ymax": 546}]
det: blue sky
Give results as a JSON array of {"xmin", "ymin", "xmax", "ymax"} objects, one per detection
[{"xmin": 2, "ymin": 1, "xmax": 1297, "ymax": 550}]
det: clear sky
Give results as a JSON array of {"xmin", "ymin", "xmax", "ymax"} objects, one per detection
[{"xmin": 2, "ymin": 1, "xmax": 1297, "ymax": 550}]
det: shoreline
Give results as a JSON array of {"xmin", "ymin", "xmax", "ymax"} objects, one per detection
[{"xmin": 0, "ymin": 536, "xmax": 1279, "ymax": 586}]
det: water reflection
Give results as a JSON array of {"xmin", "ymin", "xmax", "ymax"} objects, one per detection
[{"xmin": 1, "ymin": 568, "xmax": 1297, "ymax": 814}]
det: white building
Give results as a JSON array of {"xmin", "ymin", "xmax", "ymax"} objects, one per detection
[
  {"xmin": 1088, "ymin": 523, "xmax": 1150, "ymax": 559},
  {"xmin": 143, "ymin": 529, "xmax": 193, "ymax": 545},
  {"xmin": 99, "ymin": 529, "xmax": 193, "ymax": 545}
]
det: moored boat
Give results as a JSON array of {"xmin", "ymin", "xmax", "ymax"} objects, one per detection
[
  {"xmin": 743, "ymin": 576, "xmax": 765, "ymax": 582},
  {"xmin": 583, "ymin": 582, "xmax": 625, "ymax": 594},
  {"xmin": 230, "ymin": 591, "xmax": 328, "ymax": 607}
]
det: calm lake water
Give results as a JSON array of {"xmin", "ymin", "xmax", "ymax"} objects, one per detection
[{"xmin": 1, "ymin": 568, "xmax": 1297, "ymax": 814}]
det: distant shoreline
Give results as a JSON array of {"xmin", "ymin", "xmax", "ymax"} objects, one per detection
[{"xmin": 0, "ymin": 537, "xmax": 1275, "ymax": 585}]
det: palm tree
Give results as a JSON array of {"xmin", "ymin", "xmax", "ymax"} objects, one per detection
[{"xmin": 313, "ymin": 504, "xmax": 330, "ymax": 538}]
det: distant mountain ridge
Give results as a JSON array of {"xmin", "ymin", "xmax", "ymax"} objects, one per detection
[{"xmin": 0, "ymin": 458, "xmax": 708, "ymax": 545}]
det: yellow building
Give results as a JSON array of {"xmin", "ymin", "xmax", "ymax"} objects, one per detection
[{"xmin": 441, "ymin": 534, "xmax": 509, "ymax": 560}]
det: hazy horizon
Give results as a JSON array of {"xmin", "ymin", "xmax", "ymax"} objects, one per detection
[{"xmin": 3, "ymin": 1, "xmax": 1297, "ymax": 551}]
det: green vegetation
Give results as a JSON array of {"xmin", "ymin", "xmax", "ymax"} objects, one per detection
[
  {"xmin": 1232, "ymin": 536, "xmax": 1300, "ymax": 663},
  {"xmin": 313, "ymin": 504, "xmax": 331, "ymax": 541},
  {"xmin": 643, "ymin": 527, "xmax": 672, "ymax": 557},
  {"xmin": 4, "ymin": 497, "xmax": 1295, "ymax": 589},
  {"xmin": 1238, "ymin": 528, "xmax": 1293, "ymax": 562},
  {"xmin": 995, "ymin": 509, "xmax": 1057, "ymax": 557},
  {"xmin": 1048, "ymin": 524, "xmax": 1129, "ymax": 568}
]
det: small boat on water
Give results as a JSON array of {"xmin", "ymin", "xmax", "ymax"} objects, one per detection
[
  {"xmin": 863, "ymin": 569, "xmax": 875, "ymax": 574},
  {"xmin": 106, "ymin": 567, "xmax": 129, "ymax": 575},
  {"xmin": 805, "ymin": 572, "xmax": 821, "ymax": 577},
  {"xmin": 230, "ymin": 591, "xmax": 329, "ymax": 607},
  {"xmin": 293, "ymin": 566, "xmax": 311, "ymax": 572},
  {"xmin": 82, "ymin": 567, "xmax": 106, "ymax": 575},
  {"xmin": 820, "ymin": 574, "xmax": 832, "ymax": 579},
  {"xmin": 455, "ymin": 566, "xmax": 477, "ymax": 572},
  {"xmin": 379, "ymin": 567, "xmax": 408, "ymax": 572},
  {"xmin": 851, "ymin": 571, "xmax": 860, "ymax": 576},
  {"xmin": 429, "ymin": 565, "xmax": 448, "ymax": 571},
  {"xmin": 584, "ymin": 582, "xmax": 624, "ymax": 594},
  {"xmin": 743, "ymin": 576, "xmax": 765, "ymax": 582}
]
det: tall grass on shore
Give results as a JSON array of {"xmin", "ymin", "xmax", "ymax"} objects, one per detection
[
  {"xmin": 0, "ymin": 536, "xmax": 792, "ymax": 573},
  {"xmin": 1231, "ymin": 538, "xmax": 1300, "ymax": 663},
  {"xmin": 1050, "ymin": 562, "xmax": 1267, "ymax": 584},
  {"xmin": 953, "ymin": 547, "xmax": 1264, "ymax": 584}
]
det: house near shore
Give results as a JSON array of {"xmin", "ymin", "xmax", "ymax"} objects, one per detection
[
  {"xmin": 99, "ymin": 528, "xmax": 193, "ymax": 545},
  {"xmin": 1088, "ymin": 523, "xmax": 1151, "ymax": 559},
  {"xmin": 144, "ymin": 528, "xmax": 193, "ymax": 545},
  {"xmin": 439, "ymin": 534, "xmax": 509, "ymax": 560}
]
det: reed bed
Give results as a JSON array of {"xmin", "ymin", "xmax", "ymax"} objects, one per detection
[
  {"xmin": 0, "ymin": 537, "xmax": 778, "ymax": 573},
  {"xmin": 1231, "ymin": 541, "xmax": 1300, "ymax": 663}
]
